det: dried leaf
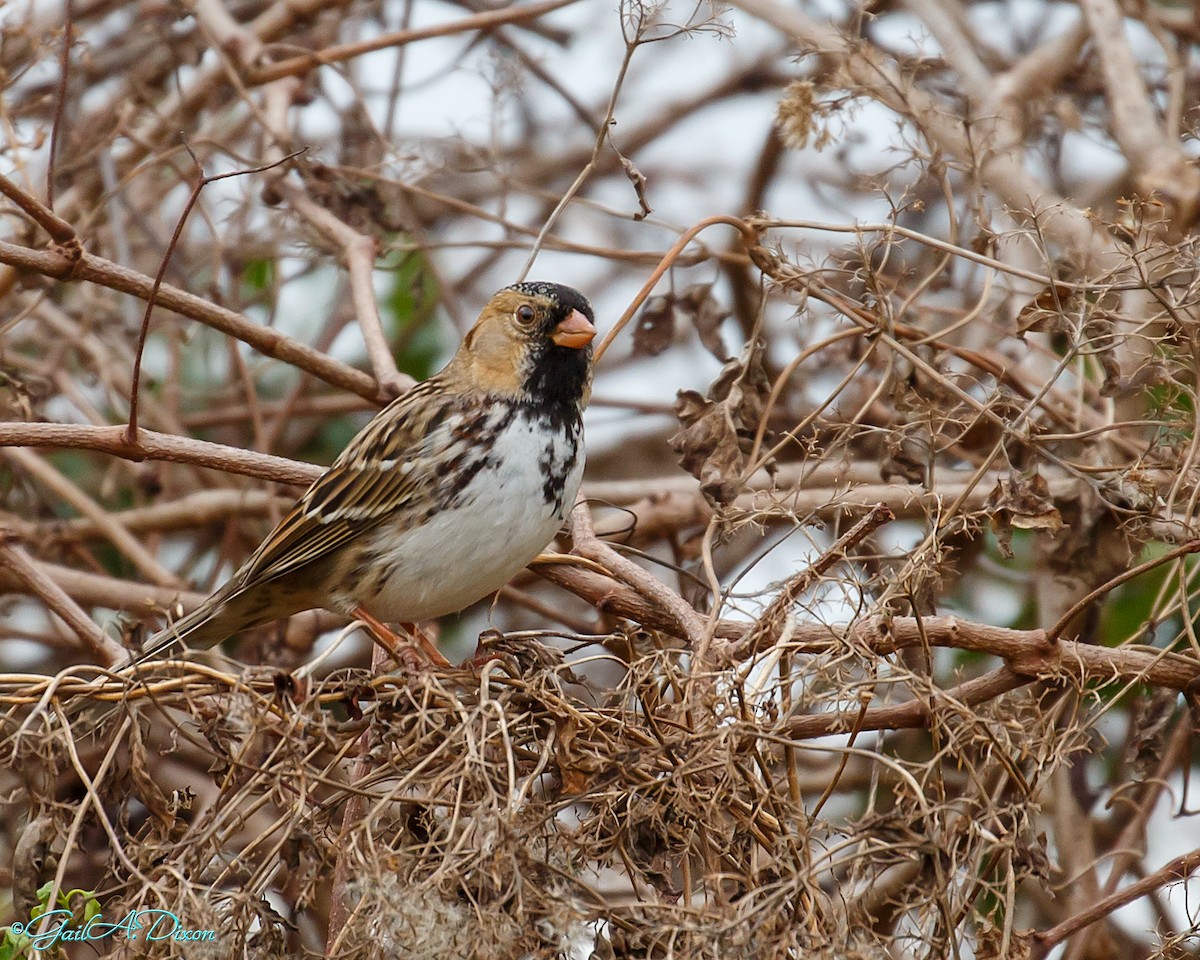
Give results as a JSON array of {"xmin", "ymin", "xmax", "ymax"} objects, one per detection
[
  {"xmin": 632, "ymin": 295, "xmax": 676, "ymax": 356},
  {"xmin": 554, "ymin": 714, "xmax": 596, "ymax": 794},
  {"xmin": 1127, "ymin": 360, "xmax": 1173, "ymax": 390},
  {"xmin": 670, "ymin": 339, "xmax": 773, "ymax": 507},
  {"xmin": 588, "ymin": 930, "xmax": 617, "ymax": 960},
  {"xmin": 1085, "ymin": 313, "xmax": 1124, "ymax": 396},
  {"xmin": 1009, "ymin": 510, "xmax": 1064, "ymax": 532},
  {"xmin": 619, "ymin": 155, "xmax": 652, "ymax": 220},
  {"xmin": 978, "ymin": 924, "xmax": 1032, "ymax": 960},
  {"xmin": 1096, "ymin": 351, "xmax": 1124, "ymax": 397},
  {"xmin": 560, "ymin": 763, "xmax": 590, "ymax": 795},
  {"xmin": 880, "ymin": 435, "xmax": 927, "ymax": 484},
  {"xmin": 1015, "ymin": 282, "xmax": 1076, "ymax": 335},
  {"xmin": 1013, "ymin": 829, "xmax": 1053, "ymax": 880},
  {"xmin": 633, "ymin": 285, "xmax": 731, "ymax": 359},
  {"xmin": 1105, "ymin": 359, "xmax": 1173, "ymax": 397},
  {"xmin": 12, "ymin": 814, "xmax": 57, "ymax": 918},
  {"xmin": 986, "ymin": 471, "xmax": 1066, "ymax": 557},
  {"xmin": 1009, "ymin": 473, "xmax": 1062, "ymax": 529},
  {"xmin": 1099, "ymin": 469, "xmax": 1158, "ymax": 512},
  {"xmin": 970, "ymin": 227, "xmax": 997, "ymax": 256},
  {"xmin": 974, "ymin": 921, "xmax": 1004, "ymax": 960},
  {"xmin": 1126, "ymin": 687, "xmax": 1179, "ymax": 779},
  {"xmin": 129, "ymin": 721, "xmax": 175, "ymax": 827},
  {"xmin": 678, "ymin": 283, "xmax": 730, "ymax": 360},
  {"xmin": 672, "ymin": 390, "xmax": 742, "ymax": 507}
]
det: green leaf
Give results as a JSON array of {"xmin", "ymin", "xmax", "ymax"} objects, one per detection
[
  {"xmin": 1098, "ymin": 542, "xmax": 1179, "ymax": 646},
  {"xmin": 380, "ymin": 248, "xmax": 444, "ymax": 381},
  {"xmin": 29, "ymin": 881, "xmax": 55, "ymax": 921},
  {"xmin": 0, "ymin": 930, "xmax": 30, "ymax": 960},
  {"xmin": 240, "ymin": 258, "xmax": 275, "ymax": 295}
]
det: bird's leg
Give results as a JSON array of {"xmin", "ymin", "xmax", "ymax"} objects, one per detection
[
  {"xmin": 353, "ymin": 607, "xmax": 422, "ymax": 671},
  {"xmin": 351, "ymin": 607, "xmax": 451, "ymax": 669},
  {"xmin": 468, "ymin": 634, "xmax": 504, "ymax": 669}
]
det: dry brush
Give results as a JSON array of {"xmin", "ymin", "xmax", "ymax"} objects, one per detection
[{"xmin": 2, "ymin": 1, "xmax": 1200, "ymax": 957}]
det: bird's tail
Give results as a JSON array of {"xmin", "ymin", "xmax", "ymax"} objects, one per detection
[
  {"xmin": 132, "ymin": 590, "xmax": 247, "ymax": 667},
  {"xmin": 13, "ymin": 593, "xmax": 248, "ymax": 748}
]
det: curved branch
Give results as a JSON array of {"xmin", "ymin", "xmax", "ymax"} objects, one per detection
[
  {"xmin": 0, "ymin": 240, "xmax": 384, "ymax": 402},
  {"xmin": 0, "ymin": 423, "xmax": 321, "ymax": 485}
]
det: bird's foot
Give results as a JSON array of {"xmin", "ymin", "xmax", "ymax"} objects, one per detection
[
  {"xmin": 467, "ymin": 631, "xmax": 513, "ymax": 671},
  {"xmin": 469, "ymin": 646, "xmax": 504, "ymax": 670},
  {"xmin": 351, "ymin": 608, "xmax": 451, "ymax": 670}
]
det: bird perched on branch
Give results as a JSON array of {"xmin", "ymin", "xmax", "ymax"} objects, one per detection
[{"xmin": 138, "ymin": 281, "xmax": 595, "ymax": 668}]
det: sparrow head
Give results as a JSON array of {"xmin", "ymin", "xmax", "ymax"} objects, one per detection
[{"xmin": 455, "ymin": 281, "xmax": 596, "ymax": 416}]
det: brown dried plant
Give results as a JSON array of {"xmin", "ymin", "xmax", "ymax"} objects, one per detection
[{"xmin": 3, "ymin": 1, "xmax": 1200, "ymax": 958}]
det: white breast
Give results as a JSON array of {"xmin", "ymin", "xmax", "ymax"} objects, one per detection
[{"xmin": 352, "ymin": 412, "xmax": 583, "ymax": 622}]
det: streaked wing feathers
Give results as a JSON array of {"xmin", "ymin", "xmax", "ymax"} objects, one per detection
[{"xmin": 228, "ymin": 380, "xmax": 460, "ymax": 589}]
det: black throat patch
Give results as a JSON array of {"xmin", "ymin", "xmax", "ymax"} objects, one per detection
[{"xmin": 523, "ymin": 342, "xmax": 590, "ymax": 432}]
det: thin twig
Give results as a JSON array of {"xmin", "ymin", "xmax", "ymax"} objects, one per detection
[
  {"xmin": 248, "ymin": 0, "xmax": 581, "ymax": 85},
  {"xmin": 0, "ymin": 239, "xmax": 382, "ymax": 401},
  {"xmin": 592, "ymin": 214, "xmax": 760, "ymax": 362},
  {"xmin": 1030, "ymin": 845, "xmax": 1200, "ymax": 954},
  {"xmin": 126, "ymin": 145, "xmax": 305, "ymax": 440},
  {"xmin": 0, "ymin": 537, "xmax": 123, "ymax": 663}
]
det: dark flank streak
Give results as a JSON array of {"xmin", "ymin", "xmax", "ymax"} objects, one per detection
[{"xmin": 540, "ymin": 422, "xmax": 580, "ymax": 514}]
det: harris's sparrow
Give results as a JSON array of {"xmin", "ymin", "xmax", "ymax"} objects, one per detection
[{"xmin": 135, "ymin": 281, "xmax": 595, "ymax": 667}]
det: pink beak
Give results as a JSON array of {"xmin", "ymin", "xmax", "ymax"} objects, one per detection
[{"xmin": 551, "ymin": 309, "xmax": 596, "ymax": 349}]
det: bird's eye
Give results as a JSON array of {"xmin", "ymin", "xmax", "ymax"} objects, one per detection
[{"xmin": 516, "ymin": 304, "xmax": 536, "ymax": 324}]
